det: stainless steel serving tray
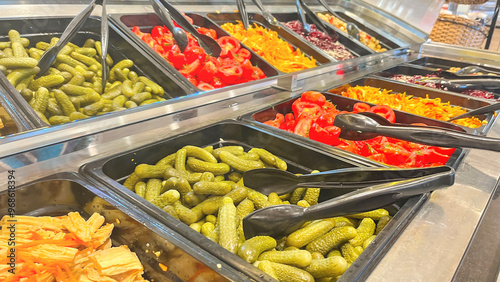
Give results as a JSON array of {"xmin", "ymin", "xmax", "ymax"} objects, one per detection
[
  {"xmin": 80, "ymin": 119, "xmax": 421, "ymax": 281},
  {"xmin": 109, "ymin": 12, "xmax": 281, "ymax": 92},
  {"xmin": 373, "ymin": 64, "xmax": 500, "ymax": 99},
  {"xmin": 328, "ymin": 11, "xmax": 401, "ymax": 50},
  {"xmin": 0, "ymin": 16, "xmax": 195, "ymax": 128},
  {"xmin": 0, "ymin": 172, "xmax": 248, "ymax": 281},
  {"xmin": 241, "ymin": 91, "xmax": 467, "ymax": 169},
  {"xmin": 271, "ymin": 12, "xmax": 372, "ymax": 60},
  {"xmin": 205, "ymin": 12, "xmax": 334, "ymax": 66}
]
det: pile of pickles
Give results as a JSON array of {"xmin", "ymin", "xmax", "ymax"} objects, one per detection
[
  {"xmin": 123, "ymin": 145, "xmax": 393, "ymax": 281},
  {"xmin": 0, "ymin": 30, "xmax": 165, "ymax": 125}
]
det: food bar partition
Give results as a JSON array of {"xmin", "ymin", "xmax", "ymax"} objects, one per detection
[{"xmin": 0, "ymin": 0, "xmax": 499, "ymax": 281}]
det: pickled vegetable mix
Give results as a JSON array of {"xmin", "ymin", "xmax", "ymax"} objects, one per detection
[
  {"xmin": 329, "ymin": 85, "xmax": 483, "ymax": 128},
  {"xmin": 263, "ymin": 91, "xmax": 456, "ymax": 168},
  {"xmin": 132, "ymin": 16, "xmax": 267, "ymax": 91},
  {"xmin": 317, "ymin": 13, "xmax": 387, "ymax": 53},
  {"xmin": 220, "ymin": 21, "xmax": 317, "ymax": 73},
  {"xmin": 0, "ymin": 212, "xmax": 148, "ymax": 281}
]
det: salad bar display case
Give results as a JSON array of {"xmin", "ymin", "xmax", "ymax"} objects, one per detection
[{"xmin": 1, "ymin": 0, "xmax": 500, "ymax": 281}]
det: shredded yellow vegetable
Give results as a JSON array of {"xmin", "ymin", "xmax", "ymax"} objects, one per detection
[
  {"xmin": 330, "ymin": 85, "xmax": 483, "ymax": 128},
  {"xmin": 220, "ymin": 21, "xmax": 317, "ymax": 73}
]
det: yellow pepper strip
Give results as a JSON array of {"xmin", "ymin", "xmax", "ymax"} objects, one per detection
[{"xmin": 221, "ymin": 21, "xmax": 317, "ymax": 73}]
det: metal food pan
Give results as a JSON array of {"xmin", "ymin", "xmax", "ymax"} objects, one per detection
[
  {"xmin": 329, "ymin": 76, "xmax": 494, "ymax": 133},
  {"xmin": 332, "ymin": 11, "xmax": 401, "ymax": 50},
  {"xmin": 315, "ymin": 11, "xmax": 393, "ymax": 52},
  {"xmin": 271, "ymin": 12, "xmax": 372, "ymax": 59},
  {"xmin": 373, "ymin": 64, "xmax": 500, "ymax": 99},
  {"xmin": 205, "ymin": 12, "xmax": 334, "ymax": 66},
  {"xmin": 81, "ymin": 120, "xmax": 419, "ymax": 281},
  {"xmin": 0, "ymin": 16, "xmax": 194, "ymax": 128},
  {"xmin": 109, "ymin": 12, "xmax": 281, "ymax": 91},
  {"xmin": 0, "ymin": 85, "xmax": 31, "ymax": 136},
  {"xmin": 409, "ymin": 56, "xmax": 500, "ymax": 75},
  {"xmin": 0, "ymin": 172, "xmax": 247, "ymax": 281},
  {"xmin": 242, "ymin": 92, "xmax": 466, "ymax": 169}
]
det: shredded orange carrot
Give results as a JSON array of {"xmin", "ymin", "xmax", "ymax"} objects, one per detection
[
  {"xmin": 329, "ymin": 85, "xmax": 483, "ymax": 128},
  {"xmin": 220, "ymin": 21, "xmax": 317, "ymax": 73}
]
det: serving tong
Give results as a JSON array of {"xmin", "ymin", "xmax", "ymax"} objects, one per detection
[
  {"xmin": 242, "ymin": 165, "xmax": 454, "ymax": 238},
  {"xmin": 334, "ymin": 112, "xmax": 500, "ymax": 152},
  {"xmin": 153, "ymin": 0, "xmax": 221, "ymax": 57},
  {"xmin": 237, "ymin": 0, "xmax": 250, "ymax": 30},
  {"xmin": 37, "ymin": 0, "xmax": 109, "ymax": 93}
]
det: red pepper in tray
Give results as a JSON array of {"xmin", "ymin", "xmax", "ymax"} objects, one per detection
[
  {"xmin": 132, "ymin": 15, "xmax": 267, "ymax": 90},
  {"xmin": 262, "ymin": 91, "xmax": 456, "ymax": 168}
]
